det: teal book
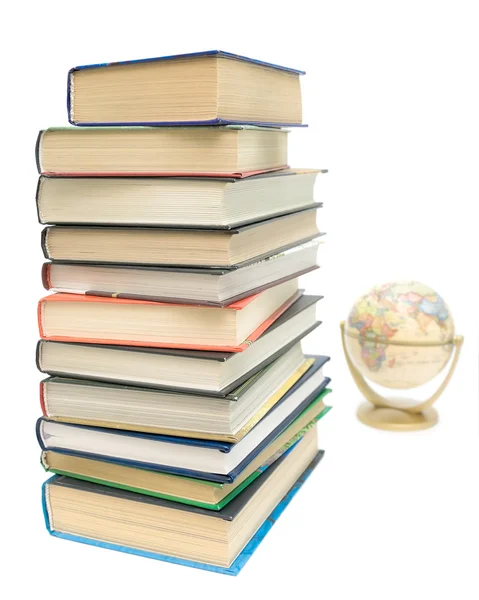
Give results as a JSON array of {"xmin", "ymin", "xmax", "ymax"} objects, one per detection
[{"xmin": 43, "ymin": 441, "xmax": 323, "ymax": 575}]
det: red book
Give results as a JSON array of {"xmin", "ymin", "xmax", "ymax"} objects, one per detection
[{"xmin": 37, "ymin": 279, "xmax": 301, "ymax": 352}]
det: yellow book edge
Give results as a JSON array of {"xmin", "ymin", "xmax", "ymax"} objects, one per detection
[{"xmin": 46, "ymin": 358, "xmax": 315, "ymax": 442}]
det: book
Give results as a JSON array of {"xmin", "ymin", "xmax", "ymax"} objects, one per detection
[
  {"xmin": 41, "ymin": 208, "xmax": 320, "ymax": 267},
  {"xmin": 67, "ymin": 50, "xmax": 305, "ymax": 128},
  {"xmin": 36, "ymin": 170, "xmax": 325, "ymax": 228},
  {"xmin": 38, "ymin": 279, "xmax": 300, "ymax": 351},
  {"xmin": 43, "ymin": 433, "xmax": 323, "ymax": 575},
  {"xmin": 41, "ymin": 412, "xmax": 324, "ymax": 511},
  {"xmin": 36, "ymin": 126, "xmax": 288, "ymax": 177},
  {"xmin": 40, "ymin": 349, "xmax": 326, "ymax": 441},
  {"xmin": 36, "ymin": 370, "xmax": 331, "ymax": 481},
  {"xmin": 37, "ymin": 294, "xmax": 322, "ymax": 394},
  {"xmin": 41, "ymin": 241, "xmax": 319, "ymax": 306}
]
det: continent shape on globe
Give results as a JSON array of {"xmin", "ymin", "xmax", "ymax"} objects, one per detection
[{"xmin": 344, "ymin": 281, "xmax": 455, "ymax": 389}]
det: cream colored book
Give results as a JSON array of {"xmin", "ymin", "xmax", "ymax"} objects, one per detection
[
  {"xmin": 67, "ymin": 50, "xmax": 304, "ymax": 126},
  {"xmin": 41, "ymin": 209, "xmax": 320, "ymax": 267},
  {"xmin": 36, "ymin": 126, "xmax": 288, "ymax": 177},
  {"xmin": 42, "ymin": 241, "xmax": 320, "ymax": 306},
  {"xmin": 37, "ymin": 169, "xmax": 325, "ymax": 227}
]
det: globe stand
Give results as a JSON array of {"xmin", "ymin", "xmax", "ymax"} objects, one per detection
[
  {"xmin": 340, "ymin": 322, "xmax": 463, "ymax": 432},
  {"xmin": 356, "ymin": 403, "xmax": 438, "ymax": 431}
]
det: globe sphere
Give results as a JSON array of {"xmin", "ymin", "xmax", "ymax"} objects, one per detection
[{"xmin": 344, "ymin": 281, "xmax": 455, "ymax": 390}]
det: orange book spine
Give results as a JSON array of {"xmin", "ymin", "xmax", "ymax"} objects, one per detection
[
  {"xmin": 37, "ymin": 335, "xmax": 245, "ymax": 352},
  {"xmin": 38, "ymin": 298, "xmax": 46, "ymax": 339},
  {"xmin": 39, "ymin": 166, "xmax": 288, "ymax": 178}
]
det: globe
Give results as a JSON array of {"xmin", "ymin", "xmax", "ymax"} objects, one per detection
[{"xmin": 344, "ymin": 281, "xmax": 455, "ymax": 390}]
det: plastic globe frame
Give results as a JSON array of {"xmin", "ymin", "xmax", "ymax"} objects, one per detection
[{"xmin": 340, "ymin": 321, "xmax": 464, "ymax": 431}]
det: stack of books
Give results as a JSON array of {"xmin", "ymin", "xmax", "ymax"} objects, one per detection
[{"xmin": 35, "ymin": 50, "xmax": 331, "ymax": 575}]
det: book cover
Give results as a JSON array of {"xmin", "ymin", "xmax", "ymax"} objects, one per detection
[{"xmin": 42, "ymin": 450, "xmax": 323, "ymax": 575}]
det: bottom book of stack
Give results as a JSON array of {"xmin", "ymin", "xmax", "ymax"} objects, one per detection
[{"xmin": 43, "ymin": 428, "xmax": 323, "ymax": 575}]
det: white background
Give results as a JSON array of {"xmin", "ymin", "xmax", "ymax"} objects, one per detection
[{"xmin": 2, "ymin": 1, "xmax": 479, "ymax": 598}]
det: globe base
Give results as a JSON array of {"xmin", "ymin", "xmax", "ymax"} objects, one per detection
[{"xmin": 357, "ymin": 403, "xmax": 438, "ymax": 432}]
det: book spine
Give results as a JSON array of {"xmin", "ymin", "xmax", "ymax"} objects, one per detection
[
  {"xmin": 35, "ymin": 177, "xmax": 44, "ymax": 223},
  {"xmin": 37, "ymin": 298, "xmax": 46, "ymax": 338},
  {"xmin": 41, "ymin": 228, "xmax": 51, "ymax": 259},
  {"xmin": 67, "ymin": 68, "xmax": 76, "ymax": 125},
  {"xmin": 40, "ymin": 381, "xmax": 47, "ymax": 415},
  {"xmin": 40, "ymin": 451, "xmax": 50, "ymax": 472},
  {"xmin": 35, "ymin": 131, "xmax": 44, "ymax": 174},
  {"xmin": 41, "ymin": 478, "xmax": 52, "ymax": 532},
  {"xmin": 36, "ymin": 340, "xmax": 45, "ymax": 372},
  {"xmin": 36, "ymin": 417, "xmax": 47, "ymax": 451},
  {"xmin": 41, "ymin": 263, "xmax": 52, "ymax": 290}
]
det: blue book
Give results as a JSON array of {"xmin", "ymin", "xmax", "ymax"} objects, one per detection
[
  {"xmin": 42, "ymin": 443, "xmax": 324, "ymax": 575},
  {"xmin": 68, "ymin": 50, "xmax": 307, "ymax": 127}
]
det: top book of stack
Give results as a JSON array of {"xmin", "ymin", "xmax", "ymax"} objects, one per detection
[{"xmin": 67, "ymin": 50, "xmax": 306, "ymax": 127}]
